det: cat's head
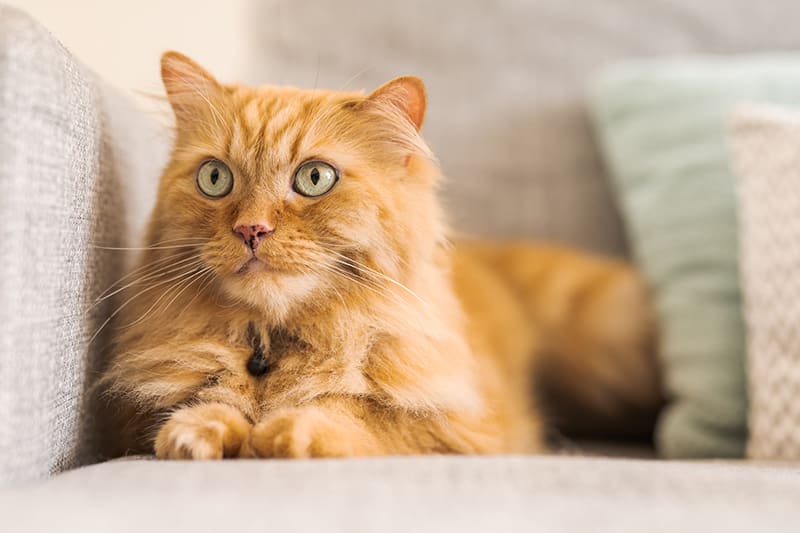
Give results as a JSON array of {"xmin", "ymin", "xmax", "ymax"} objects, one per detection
[{"xmin": 150, "ymin": 52, "xmax": 445, "ymax": 320}]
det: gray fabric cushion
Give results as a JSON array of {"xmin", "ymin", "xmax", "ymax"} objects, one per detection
[
  {"xmin": 3, "ymin": 456, "xmax": 800, "ymax": 532},
  {"xmin": 0, "ymin": 6, "xmax": 164, "ymax": 485},
  {"xmin": 249, "ymin": 0, "xmax": 800, "ymax": 256}
]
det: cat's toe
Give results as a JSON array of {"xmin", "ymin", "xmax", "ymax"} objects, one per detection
[
  {"xmin": 247, "ymin": 406, "xmax": 377, "ymax": 458},
  {"xmin": 247, "ymin": 411, "xmax": 310, "ymax": 458},
  {"xmin": 154, "ymin": 403, "xmax": 252, "ymax": 460},
  {"xmin": 155, "ymin": 419, "xmax": 225, "ymax": 459}
]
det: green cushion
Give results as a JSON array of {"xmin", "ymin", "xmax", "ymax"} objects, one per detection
[{"xmin": 590, "ymin": 55, "xmax": 800, "ymax": 458}]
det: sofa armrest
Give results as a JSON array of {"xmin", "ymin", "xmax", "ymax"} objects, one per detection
[{"xmin": 0, "ymin": 5, "xmax": 165, "ymax": 485}]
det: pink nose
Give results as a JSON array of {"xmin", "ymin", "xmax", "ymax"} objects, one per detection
[{"xmin": 234, "ymin": 223, "xmax": 274, "ymax": 251}]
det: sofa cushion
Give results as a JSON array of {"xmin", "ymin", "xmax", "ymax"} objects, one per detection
[
  {"xmin": 249, "ymin": 0, "xmax": 800, "ymax": 256},
  {"xmin": 730, "ymin": 104, "xmax": 800, "ymax": 460},
  {"xmin": 3, "ymin": 456, "xmax": 800, "ymax": 532},
  {"xmin": 590, "ymin": 55, "xmax": 800, "ymax": 458}
]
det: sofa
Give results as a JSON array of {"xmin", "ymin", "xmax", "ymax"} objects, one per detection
[{"xmin": 2, "ymin": 3, "xmax": 800, "ymax": 531}]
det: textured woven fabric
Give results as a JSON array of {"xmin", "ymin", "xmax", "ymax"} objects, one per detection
[
  {"xmin": 590, "ymin": 56, "xmax": 800, "ymax": 458},
  {"xmin": 0, "ymin": 6, "xmax": 163, "ymax": 485},
  {"xmin": 249, "ymin": 0, "xmax": 800, "ymax": 257},
  {"xmin": 4, "ymin": 456, "xmax": 800, "ymax": 532},
  {"xmin": 731, "ymin": 105, "xmax": 800, "ymax": 460}
]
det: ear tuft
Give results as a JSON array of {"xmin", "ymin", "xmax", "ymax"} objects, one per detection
[
  {"xmin": 160, "ymin": 51, "xmax": 222, "ymax": 120},
  {"xmin": 366, "ymin": 76, "xmax": 427, "ymax": 131}
]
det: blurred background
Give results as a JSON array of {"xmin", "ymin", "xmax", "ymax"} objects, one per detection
[
  {"xmin": 5, "ymin": 0, "xmax": 255, "ymax": 93},
  {"xmin": 8, "ymin": 0, "xmax": 800, "ymax": 257}
]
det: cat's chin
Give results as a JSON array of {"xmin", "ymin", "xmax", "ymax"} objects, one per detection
[
  {"xmin": 234, "ymin": 256, "xmax": 295, "ymax": 277},
  {"xmin": 236, "ymin": 257, "xmax": 270, "ymax": 275},
  {"xmin": 221, "ymin": 264, "xmax": 322, "ymax": 320}
]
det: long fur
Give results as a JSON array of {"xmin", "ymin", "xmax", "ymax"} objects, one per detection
[{"xmin": 96, "ymin": 52, "xmax": 661, "ymax": 459}]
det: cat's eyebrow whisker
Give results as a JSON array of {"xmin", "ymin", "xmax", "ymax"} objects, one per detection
[
  {"xmin": 339, "ymin": 66, "xmax": 371, "ymax": 92},
  {"xmin": 312, "ymin": 52, "xmax": 321, "ymax": 92}
]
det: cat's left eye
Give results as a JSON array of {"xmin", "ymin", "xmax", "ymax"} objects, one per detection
[{"xmin": 293, "ymin": 160, "xmax": 339, "ymax": 197}]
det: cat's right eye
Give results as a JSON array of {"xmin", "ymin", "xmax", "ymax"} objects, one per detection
[{"xmin": 196, "ymin": 159, "xmax": 234, "ymax": 198}]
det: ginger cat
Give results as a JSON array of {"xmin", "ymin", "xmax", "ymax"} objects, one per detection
[{"xmin": 98, "ymin": 52, "xmax": 661, "ymax": 459}]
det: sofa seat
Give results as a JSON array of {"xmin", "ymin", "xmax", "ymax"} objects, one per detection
[{"xmin": 2, "ymin": 456, "xmax": 799, "ymax": 532}]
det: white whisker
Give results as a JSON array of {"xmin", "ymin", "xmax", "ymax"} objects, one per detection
[
  {"xmin": 92, "ymin": 255, "xmax": 204, "ymax": 308},
  {"xmin": 326, "ymin": 250, "xmax": 430, "ymax": 309},
  {"xmin": 91, "ymin": 244, "xmax": 205, "ymax": 251},
  {"xmin": 178, "ymin": 271, "xmax": 216, "ymax": 319},
  {"xmin": 120, "ymin": 266, "xmax": 213, "ymax": 330},
  {"xmin": 88, "ymin": 265, "xmax": 206, "ymax": 345},
  {"xmin": 94, "ymin": 250, "xmax": 195, "ymax": 302}
]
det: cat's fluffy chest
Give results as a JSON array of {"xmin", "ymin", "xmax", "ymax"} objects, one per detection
[{"xmin": 193, "ymin": 320, "xmax": 372, "ymax": 420}]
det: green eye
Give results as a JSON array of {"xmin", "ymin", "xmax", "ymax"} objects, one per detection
[
  {"xmin": 196, "ymin": 159, "xmax": 233, "ymax": 198},
  {"xmin": 293, "ymin": 160, "xmax": 338, "ymax": 197}
]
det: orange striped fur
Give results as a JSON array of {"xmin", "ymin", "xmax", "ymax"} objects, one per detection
[{"xmin": 97, "ymin": 52, "xmax": 661, "ymax": 459}]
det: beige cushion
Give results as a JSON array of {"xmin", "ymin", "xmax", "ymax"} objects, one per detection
[{"xmin": 731, "ymin": 104, "xmax": 800, "ymax": 460}]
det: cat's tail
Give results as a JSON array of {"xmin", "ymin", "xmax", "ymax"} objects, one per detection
[{"xmin": 463, "ymin": 242, "xmax": 664, "ymax": 441}]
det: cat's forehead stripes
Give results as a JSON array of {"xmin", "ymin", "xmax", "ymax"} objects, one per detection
[{"xmin": 225, "ymin": 88, "xmax": 349, "ymax": 186}]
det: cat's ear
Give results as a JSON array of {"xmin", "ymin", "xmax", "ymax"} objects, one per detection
[
  {"xmin": 365, "ymin": 76, "xmax": 427, "ymax": 131},
  {"xmin": 160, "ymin": 51, "xmax": 223, "ymax": 121}
]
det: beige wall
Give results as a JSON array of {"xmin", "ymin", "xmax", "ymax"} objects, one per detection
[{"xmin": 6, "ymin": 0, "xmax": 255, "ymax": 95}]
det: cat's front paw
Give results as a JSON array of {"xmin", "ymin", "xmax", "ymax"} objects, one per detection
[
  {"xmin": 154, "ymin": 403, "xmax": 252, "ymax": 460},
  {"xmin": 243, "ymin": 406, "xmax": 379, "ymax": 458}
]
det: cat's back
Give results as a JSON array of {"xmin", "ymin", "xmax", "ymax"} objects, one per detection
[
  {"xmin": 451, "ymin": 240, "xmax": 661, "ymax": 434},
  {"xmin": 452, "ymin": 241, "xmax": 641, "ymax": 322},
  {"xmin": 451, "ymin": 240, "xmax": 649, "ymax": 362}
]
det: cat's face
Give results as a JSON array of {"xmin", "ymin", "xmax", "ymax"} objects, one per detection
[{"xmin": 152, "ymin": 52, "xmax": 443, "ymax": 319}]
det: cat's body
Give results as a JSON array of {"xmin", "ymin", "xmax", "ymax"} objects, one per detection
[{"xmin": 98, "ymin": 52, "xmax": 660, "ymax": 459}]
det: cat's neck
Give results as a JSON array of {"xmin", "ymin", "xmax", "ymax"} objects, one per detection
[{"xmin": 214, "ymin": 260, "xmax": 447, "ymax": 352}]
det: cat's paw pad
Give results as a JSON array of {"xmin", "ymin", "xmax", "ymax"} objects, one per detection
[{"xmin": 154, "ymin": 403, "xmax": 251, "ymax": 460}]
